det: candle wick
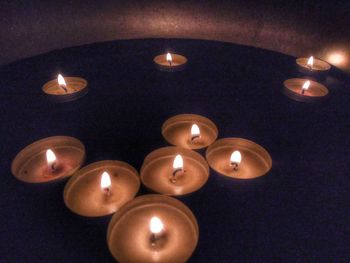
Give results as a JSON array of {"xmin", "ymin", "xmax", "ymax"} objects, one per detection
[
  {"xmin": 103, "ymin": 187, "xmax": 111, "ymax": 196},
  {"xmin": 301, "ymin": 89, "xmax": 305, "ymax": 95},
  {"xmin": 231, "ymin": 162, "xmax": 239, "ymax": 171},
  {"xmin": 191, "ymin": 135, "xmax": 200, "ymax": 142},
  {"xmin": 168, "ymin": 61, "xmax": 172, "ymax": 67},
  {"xmin": 59, "ymin": 84, "xmax": 68, "ymax": 93},
  {"xmin": 50, "ymin": 162, "xmax": 57, "ymax": 173},
  {"xmin": 171, "ymin": 168, "xmax": 183, "ymax": 183},
  {"xmin": 151, "ymin": 233, "xmax": 157, "ymax": 246}
]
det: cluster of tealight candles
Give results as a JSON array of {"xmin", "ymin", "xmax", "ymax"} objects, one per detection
[
  {"xmin": 11, "ymin": 50, "xmax": 331, "ymax": 263},
  {"xmin": 283, "ymin": 55, "xmax": 331, "ymax": 102}
]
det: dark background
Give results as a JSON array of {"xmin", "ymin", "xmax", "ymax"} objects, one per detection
[
  {"xmin": 1, "ymin": 0, "xmax": 350, "ymax": 262},
  {"xmin": 0, "ymin": 0, "xmax": 349, "ymax": 73},
  {"xmin": 0, "ymin": 38, "xmax": 349, "ymax": 262}
]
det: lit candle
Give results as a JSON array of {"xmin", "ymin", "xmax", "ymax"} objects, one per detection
[
  {"xmin": 57, "ymin": 74, "xmax": 68, "ymax": 93},
  {"xmin": 296, "ymin": 56, "xmax": 331, "ymax": 76},
  {"xmin": 230, "ymin": 150, "xmax": 242, "ymax": 171},
  {"xmin": 206, "ymin": 138, "xmax": 272, "ymax": 179},
  {"xmin": 101, "ymin": 171, "xmax": 112, "ymax": 196},
  {"xmin": 107, "ymin": 195, "xmax": 199, "ymax": 263},
  {"xmin": 301, "ymin": 80, "xmax": 310, "ymax": 95},
  {"xmin": 166, "ymin": 53, "xmax": 172, "ymax": 66},
  {"xmin": 190, "ymin": 124, "xmax": 200, "ymax": 141},
  {"xmin": 283, "ymin": 78, "xmax": 328, "ymax": 102},
  {"xmin": 11, "ymin": 136, "xmax": 85, "ymax": 183},
  {"xmin": 64, "ymin": 160, "xmax": 140, "ymax": 217},
  {"xmin": 42, "ymin": 75, "xmax": 88, "ymax": 103},
  {"xmin": 162, "ymin": 114, "xmax": 218, "ymax": 149},
  {"xmin": 307, "ymin": 56, "xmax": 314, "ymax": 70},
  {"xmin": 141, "ymin": 147, "xmax": 209, "ymax": 195},
  {"xmin": 46, "ymin": 149, "xmax": 57, "ymax": 172},
  {"xmin": 172, "ymin": 154, "xmax": 184, "ymax": 183},
  {"xmin": 150, "ymin": 216, "xmax": 164, "ymax": 246},
  {"xmin": 153, "ymin": 52, "xmax": 187, "ymax": 72}
]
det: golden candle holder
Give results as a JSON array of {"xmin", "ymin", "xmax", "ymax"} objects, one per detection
[
  {"xmin": 42, "ymin": 76, "xmax": 88, "ymax": 103},
  {"xmin": 283, "ymin": 78, "xmax": 329, "ymax": 103},
  {"xmin": 64, "ymin": 160, "xmax": 140, "ymax": 217},
  {"xmin": 141, "ymin": 147, "xmax": 209, "ymax": 196},
  {"xmin": 11, "ymin": 136, "xmax": 85, "ymax": 183},
  {"xmin": 153, "ymin": 53, "xmax": 187, "ymax": 72},
  {"xmin": 107, "ymin": 194, "xmax": 199, "ymax": 263},
  {"xmin": 206, "ymin": 138, "xmax": 272, "ymax": 179},
  {"xmin": 296, "ymin": 57, "xmax": 331, "ymax": 76},
  {"xmin": 162, "ymin": 114, "xmax": 218, "ymax": 150}
]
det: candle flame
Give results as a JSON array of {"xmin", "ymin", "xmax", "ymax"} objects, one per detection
[
  {"xmin": 327, "ymin": 52, "xmax": 346, "ymax": 66},
  {"xmin": 191, "ymin": 124, "xmax": 200, "ymax": 137},
  {"xmin": 150, "ymin": 216, "xmax": 164, "ymax": 234},
  {"xmin": 230, "ymin": 150, "xmax": 242, "ymax": 164},
  {"xmin": 173, "ymin": 154, "xmax": 183, "ymax": 170},
  {"xmin": 46, "ymin": 149, "xmax": 56, "ymax": 165},
  {"xmin": 302, "ymin": 80, "xmax": 310, "ymax": 91},
  {"xmin": 57, "ymin": 74, "xmax": 67, "ymax": 86},
  {"xmin": 307, "ymin": 56, "xmax": 314, "ymax": 68},
  {"xmin": 166, "ymin": 53, "xmax": 172, "ymax": 63},
  {"xmin": 101, "ymin": 171, "xmax": 111, "ymax": 189}
]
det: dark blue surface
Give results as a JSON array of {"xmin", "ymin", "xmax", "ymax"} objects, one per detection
[{"xmin": 1, "ymin": 39, "xmax": 349, "ymax": 262}]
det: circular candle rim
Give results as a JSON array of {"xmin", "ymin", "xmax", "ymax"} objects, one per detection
[
  {"xmin": 140, "ymin": 146, "xmax": 210, "ymax": 196},
  {"xmin": 63, "ymin": 160, "xmax": 140, "ymax": 217},
  {"xmin": 162, "ymin": 113, "xmax": 219, "ymax": 149},
  {"xmin": 42, "ymin": 76, "xmax": 88, "ymax": 95},
  {"xmin": 107, "ymin": 194, "xmax": 199, "ymax": 262},
  {"xmin": 42, "ymin": 77, "xmax": 88, "ymax": 102},
  {"xmin": 296, "ymin": 57, "xmax": 331, "ymax": 71},
  {"xmin": 206, "ymin": 137, "xmax": 272, "ymax": 179},
  {"xmin": 153, "ymin": 53, "xmax": 188, "ymax": 67},
  {"xmin": 11, "ymin": 136, "xmax": 86, "ymax": 183},
  {"xmin": 283, "ymin": 78, "xmax": 329, "ymax": 103}
]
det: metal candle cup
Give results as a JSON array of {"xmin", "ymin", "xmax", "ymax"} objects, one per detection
[
  {"xmin": 283, "ymin": 78, "xmax": 329, "ymax": 103},
  {"xmin": 141, "ymin": 147, "xmax": 209, "ymax": 196},
  {"xmin": 296, "ymin": 57, "xmax": 331, "ymax": 78},
  {"xmin": 42, "ymin": 76, "xmax": 88, "ymax": 103},
  {"xmin": 162, "ymin": 114, "xmax": 218, "ymax": 150},
  {"xmin": 206, "ymin": 138, "xmax": 272, "ymax": 179},
  {"xmin": 153, "ymin": 53, "xmax": 187, "ymax": 72},
  {"xmin": 64, "ymin": 160, "xmax": 140, "ymax": 217},
  {"xmin": 11, "ymin": 136, "xmax": 85, "ymax": 183},
  {"xmin": 107, "ymin": 194, "xmax": 199, "ymax": 263}
]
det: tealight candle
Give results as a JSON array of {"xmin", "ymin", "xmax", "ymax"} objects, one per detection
[
  {"xmin": 206, "ymin": 138, "xmax": 272, "ymax": 179},
  {"xmin": 64, "ymin": 160, "xmax": 140, "ymax": 217},
  {"xmin": 42, "ymin": 74, "xmax": 88, "ymax": 102},
  {"xmin": 107, "ymin": 194, "xmax": 199, "ymax": 263},
  {"xmin": 283, "ymin": 78, "xmax": 329, "ymax": 103},
  {"xmin": 162, "ymin": 114, "xmax": 218, "ymax": 149},
  {"xmin": 141, "ymin": 146, "xmax": 209, "ymax": 195},
  {"xmin": 11, "ymin": 136, "xmax": 85, "ymax": 183},
  {"xmin": 296, "ymin": 56, "xmax": 331, "ymax": 76},
  {"xmin": 153, "ymin": 52, "xmax": 187, "ymax": 72}
]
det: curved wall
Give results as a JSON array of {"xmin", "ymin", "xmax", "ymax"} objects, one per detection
[{"xmin": 1, "ymin": 0, "xmax": 349, "ymax": 73}]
